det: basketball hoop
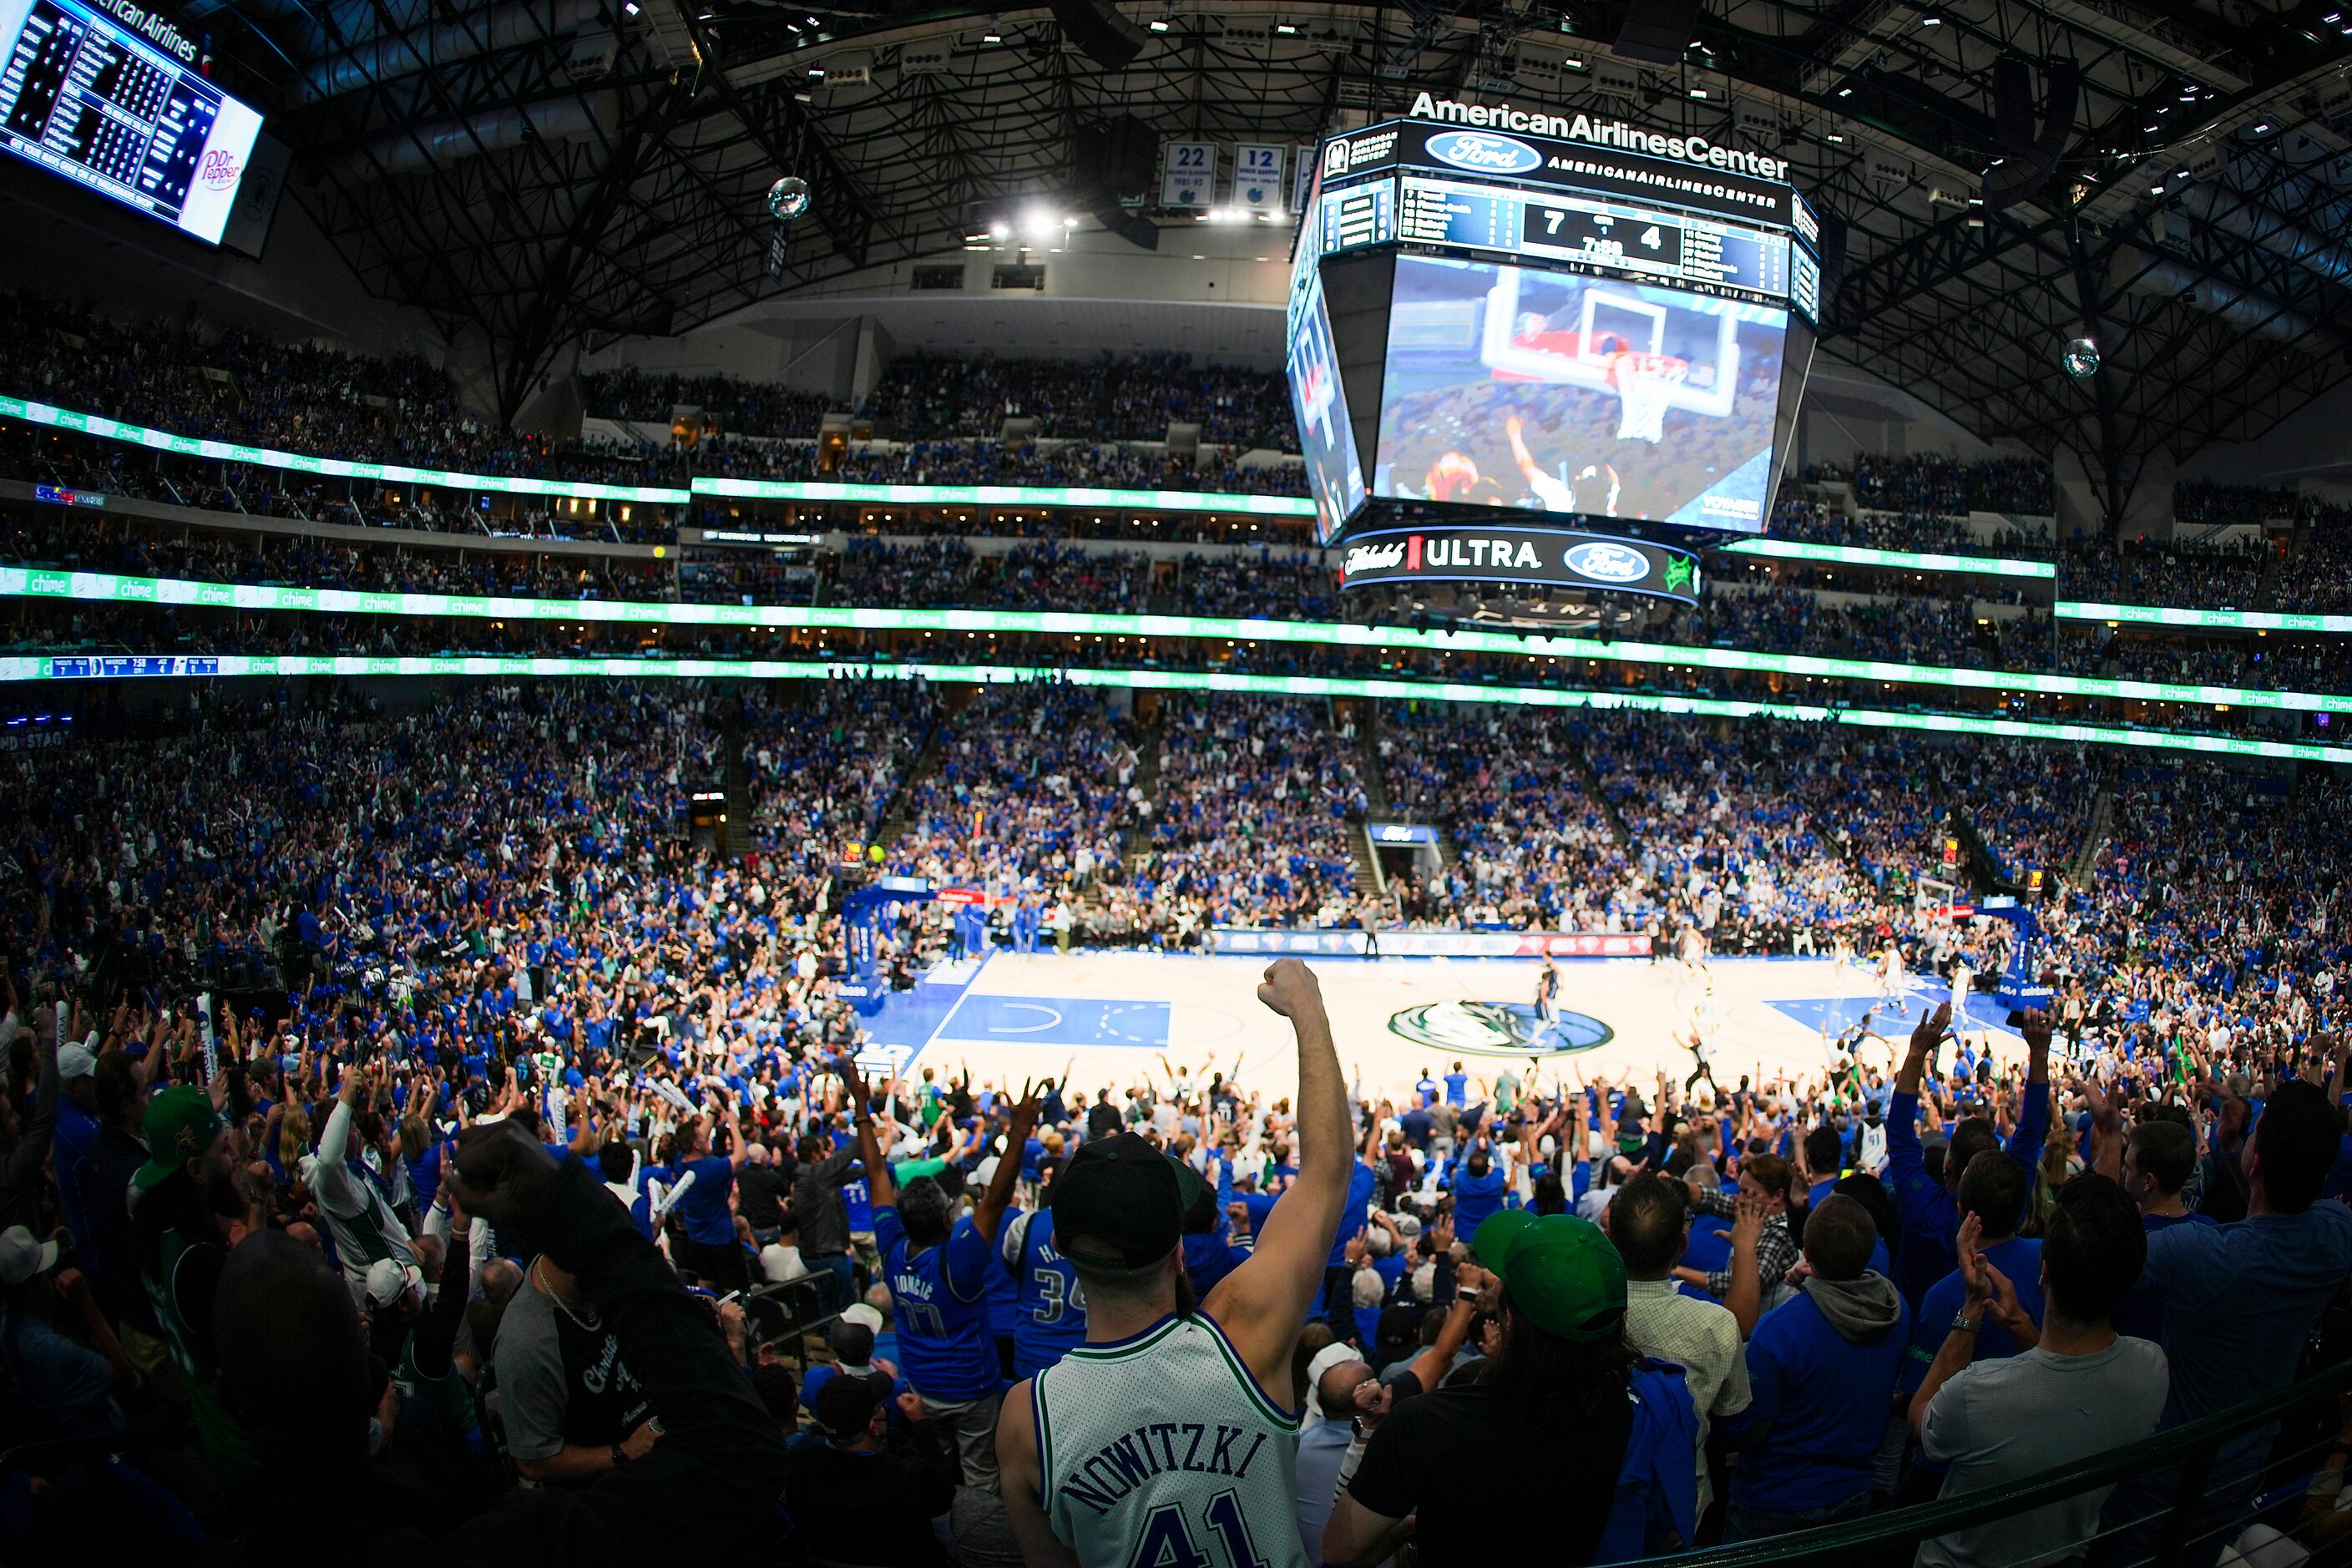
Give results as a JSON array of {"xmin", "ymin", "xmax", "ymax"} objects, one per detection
[{"xmin": 1608, "ymin": 352, "xmax": 1688, "ymax": 443}]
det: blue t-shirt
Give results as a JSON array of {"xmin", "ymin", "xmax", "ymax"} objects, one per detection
[
  {"xmin": 1324, "ymin": 1163, "xmax": 1380, "ymax": 1269},
  {"xmin": 874, "ymin": 1206, "xmax": 1000, "ymax": 1402},
  {"xmin": 1451, "ymin": 1164, "xmax": 1507, "ymax": 1240},
  {"xmin": 673, "ymin": 1155, "xmax": 738, "ymax": 1247},
  {"xmin": 2137, "ymin": 1201, "xmax": 2352, "ymax": 1471},
  {"xmin": 1443, "ymin": 1071, "xmax": 1469, "ymax": 1107},
  {"xmin": 51, "ymin": 1100, "xmax": 104, "ymax": 1263},
  {"xmin": 1735, "ymin": 1284, "xmax": 1912, "ymax": 1511},
  {"xmin": 1901, "ymin": 1234, "xmax": 2045, "ymax": 1406},
  {"xmin": 2112, "ymin": 1211, "xmax": 2218, "ymax": 1345}
]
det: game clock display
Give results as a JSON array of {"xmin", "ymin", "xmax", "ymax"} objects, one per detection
[{"xmin": 0, "ymin": 0, "xmax": 263, "ymax": 244}]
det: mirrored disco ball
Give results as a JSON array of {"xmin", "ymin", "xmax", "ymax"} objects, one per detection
[
  {"xmin": 767, "ymin": 175, "xmax": 811, "ymax": 223},
  {"xmin": 2061, "ymin": 337, "xmax": 2102, "ymax": 378}
]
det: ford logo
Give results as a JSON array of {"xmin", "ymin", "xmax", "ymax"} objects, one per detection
[
  {"xmin": 1425, "ymin": 130, "xmax": 1543, "ymax": 175},
  {"xmin": 1564, "ymin": 542, "xmax": 1649, "ymax": 584}
]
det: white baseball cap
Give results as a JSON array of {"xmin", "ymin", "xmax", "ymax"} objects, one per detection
[
  {"xmin": 0, "ymin": 1225, "xmax": 62, "ymax": 1287},
  {"xmin": 839, "ymin": 1302, "xmax": 885, "ymax": 1335},
  {"xmin": 57, "ymin": 1044, "xmax": 97, "ymax": 1081},
  {"xmin": 364, "ymin": 1257, "xmax": 425, "ymax": 1310}
]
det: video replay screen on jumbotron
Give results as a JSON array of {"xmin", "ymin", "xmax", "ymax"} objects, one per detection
[{"xmin": 1287, "ymin": 106, "xmax": 1819, "ymax": 541}]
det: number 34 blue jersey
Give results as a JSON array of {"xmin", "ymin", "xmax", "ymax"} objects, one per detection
[{"xmin": 997, "ymin": 1208, "xmax": 1089, "ymax": 1379}]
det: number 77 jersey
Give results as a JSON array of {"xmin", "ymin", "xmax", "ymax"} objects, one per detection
[{"xmin": 1033, "ymin": 1312, "xmax": 1307, "ymax": 1568}]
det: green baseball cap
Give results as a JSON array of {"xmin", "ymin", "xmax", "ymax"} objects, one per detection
[
  {"xmin": 134, "ymin": 1087, "xmax": 226, "ymax": 1191},
  {"xmin": 1471, "ymin": 1210, "xmax": 1627, "ymax": 1343}
]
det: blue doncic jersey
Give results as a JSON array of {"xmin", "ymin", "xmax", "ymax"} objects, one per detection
[
  {"xmin": 997, "ymin": 1208, "xmax": 1088, "ymax": 1379},
  {"xmin": 874, "ymin": 1206, "xmax": 1000, "ymax": 1403}
]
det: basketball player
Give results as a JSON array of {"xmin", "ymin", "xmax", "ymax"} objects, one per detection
[
  {"xmin": 1875, "ymin": 941, "xmax": 1909, "ymax": 1016},
  {"xmin": 1503, "ymin": 416, "xmax": 1621, "ymax": 513},
  {"xmin": 1534, "ymin": 956, "xmax": 1561, "ymax": 1025},
  {"xmin": 998, "ymin": 959, "xmax": 1351, "ymax": 1568}
]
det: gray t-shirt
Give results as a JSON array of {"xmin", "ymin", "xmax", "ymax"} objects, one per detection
[
  {"xmin": 489, "ymin": 1279, "xmax": 650, "ymax": 1466},
  {"xmin": 1919, "ymin": 1338, "xmax": 2170, "ymax": 1568},
  {"xmin": 490, "ymin": 1282, "xmax": 573, "ymax": 1463}
]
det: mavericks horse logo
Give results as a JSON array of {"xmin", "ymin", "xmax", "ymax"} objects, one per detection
[{"xmin": 1388, "ymin": 1000, "xmax": 1612, "ymax": 1057}]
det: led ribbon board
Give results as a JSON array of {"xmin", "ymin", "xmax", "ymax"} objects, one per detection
[
  {"xmin": 692, "ymin": 478, "xmax": 1317, "ymax": 516},
  {"xmin": 6, "ymin": 564, "xmax": 2349, "ymax": 715},
  {"xmin": 0, "ymin": 394, "xmax": 1321, "ymax": 514},
  {"xmin": 2056, "ymin": 600, "xmax": 2352, "ymax": 635},
  {"xmin": 9, "ymin": 654, "xmax": 2347, "ymax": 765},
  {"xmin": 1717, "ymin": 539, "xmax": 2056, "ymax": 580}
]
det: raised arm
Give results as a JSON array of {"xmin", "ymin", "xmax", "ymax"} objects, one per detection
[
  {"xmin": 971, "ymin": 1083, "xmax": 1042, "ymax": 1244},
  {"xmin": 1204, "ymin": 960, "xmax": 1349, "ymax": 1395},
  {"xmin": 836, "ymin": 1057, "xmax": 895, "ymax": 1212},
  {"xmin": 2003, "ymin": 1009, "xmax": 2051, "ymax": 1168}
]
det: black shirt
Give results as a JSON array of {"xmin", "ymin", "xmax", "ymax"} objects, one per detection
[
  {"xmin": 783, "ymin": 1425, "xmax": 957, "ymax": 1566},
  {"xmin": 736, "ymin": 1164, "xmax": 787, "ymax": 1228},
  {"xmin": 1348, "ymin": 1380, "xmax": 1631, "ymax": 1567}
]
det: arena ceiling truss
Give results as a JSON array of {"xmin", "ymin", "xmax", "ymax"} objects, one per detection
[{"xmin": 196, "ymin": 0, "xmax": 2352, "ymax": 499}]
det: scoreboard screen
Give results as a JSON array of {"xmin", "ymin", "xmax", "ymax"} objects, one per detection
[
  {"xmin": 0, "ymin": 0, "xmax": 263, "ymax": 244},
  {"xmin": 1288, "ymin": 109, "xmax": 1819, "ymax": 543}
]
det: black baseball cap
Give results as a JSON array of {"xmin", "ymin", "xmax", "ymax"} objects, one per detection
[
  {"xmin": 815, "ymin": 1369, "xmax": 888, "ymax": 1438},
  {"xmin": 1053, "ymin": 1132, "xmax": 1205, "ymax": 1270}
]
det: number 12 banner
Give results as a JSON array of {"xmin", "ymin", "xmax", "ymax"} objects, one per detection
[{"xmin": 1234, "ymin": 144, "xmax": 1287, "ymax": 214}]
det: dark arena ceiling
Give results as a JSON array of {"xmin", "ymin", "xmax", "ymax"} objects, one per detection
[{"xmin": 199, "ymin": 0, "xmax": 2352, "ymax": 468}]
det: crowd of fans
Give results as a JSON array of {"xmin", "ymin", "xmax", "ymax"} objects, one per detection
[
  {"xmin": 1841, "ymin": 454, "xmax": 2058, "ymax": 517},
  {"xmin": 3, "ymin": 661, "xmax": 2349, "ymax": 1565},
  {"xmin": 867, "ymin": 352, "xmax": 1295, "ymax": 449},
  {"xmin": 579, "ymin": 368, "xmax": 830, "ymax": 437}
]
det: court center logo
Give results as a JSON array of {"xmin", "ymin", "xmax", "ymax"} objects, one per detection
[
  {"xmin": 1388, "ymin": 999, "xmax": 1612, "ymax": 1057},
  {"xmin": 1424, "ymin": 130, "xmax": 1544, "ymax": 175}
]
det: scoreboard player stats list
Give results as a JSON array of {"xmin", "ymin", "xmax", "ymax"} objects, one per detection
[{"xmin": 0, "ymin": 0, "xmax": 248, "ymax": 239}]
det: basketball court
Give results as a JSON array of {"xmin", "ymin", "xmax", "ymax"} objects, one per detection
[{"xmin": 853, "ymin": 950, "xmax": 2028, "ymax": 1106}]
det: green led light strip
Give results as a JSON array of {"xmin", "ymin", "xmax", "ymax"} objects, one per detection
[
  {"xmin": 1717, "ymin": 538, "xmax": 2055, "ymax": 579},
  {"xmin": 0, "ymin": 396, "xmax": 690, "ymax": 504},
  {"xmin": 0, "ymin": 393, "xmax": 1318, "ymax": 517},
  {"xmin": 2056, "ymin": 599, "xmax": 2352, "ymax": 635},
  {"xmin": 11, "ymin": 654, "xmax": 2348, "ymax": 764},
  {"xmin": 8, "ymin": 564, "xmax": 2347, "ymax": 714},
  {"xmin": 690, "ymin": 476, "xmax": 1318, "ymax": 516}
]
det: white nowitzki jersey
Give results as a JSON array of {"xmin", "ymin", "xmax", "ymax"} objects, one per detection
[{"xmin": 1034, "ymin": 1313, "xmax": 1306, "ymax": 1568}]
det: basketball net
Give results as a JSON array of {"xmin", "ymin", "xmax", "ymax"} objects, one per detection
[{"xmin": 1608, "ymin": 352, "xmax": 1687, "ymax": 443}]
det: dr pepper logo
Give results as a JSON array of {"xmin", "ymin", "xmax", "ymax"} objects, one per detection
[{"xmin": 200, "ymin": 149, "xmax": 242, "ymax": 190}]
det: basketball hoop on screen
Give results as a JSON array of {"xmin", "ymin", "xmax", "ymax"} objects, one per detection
[{"xmin": 1608, "ymin": 352, "xmax": 1688, "ymax": 443}]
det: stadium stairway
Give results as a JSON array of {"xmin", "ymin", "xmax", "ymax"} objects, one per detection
[
  {"xmin": 1348, "ymin": 705, "xmax": 1403, "ymax": 896},
  {"xmin": 2066, "ymin": 788, "xmax": 2115, "ymax": 888},
  {"xmin": 1946, "ymin": 806, "xmax": 2017, "ymax": 897},
  {"xmin": 1123, "ymin": 703, "xmax": 1166, "ymax": 871},
  {"xmin": 1564, "ymin": 734, "xmax": 1636, "ymax": 852},
  {"xmin": 867, "ymin": 695, "xmax": 954, "ymax": 863}
]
